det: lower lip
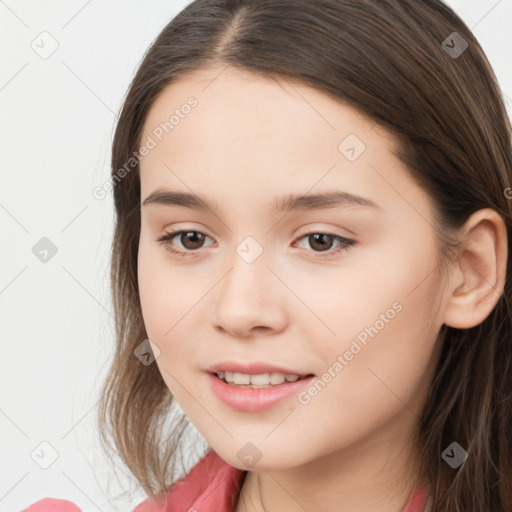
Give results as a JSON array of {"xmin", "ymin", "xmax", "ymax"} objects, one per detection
[{"xmin": 208, "ymin": 373, "xmax": 315, "ymax": 412}]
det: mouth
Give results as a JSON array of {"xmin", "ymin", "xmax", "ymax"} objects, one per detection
[
  {"xmin": 207, "ymin": 371, "xmax": 317, "ymax": 412},
  {"xmin": 211, "ymin": 370, "xmax": 315, "ymax": 388}
]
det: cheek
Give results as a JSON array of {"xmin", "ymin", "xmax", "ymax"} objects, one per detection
[
  {"xmin": 275, "ymin": 255, "xmax": 409, "ymax": 351},
  {"xmin": 137, "ymin": 249, "xmax": 200, "ymax": 402},
  {"xmin": 292, "ymin": 288, "xmax": 439, "ymax": 459},
  {"xmin": 291, "ymin": 240, "xmax": 441, "ymax": 391},
  {"xmin": 137, "ymin": 239, "xmax": 208, "ymax": 366},
  {"xmin": 137, "ymin": 238, "xmax": 185, "ymax": 343}
]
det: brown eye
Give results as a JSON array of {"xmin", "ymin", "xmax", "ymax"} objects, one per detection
[
  {"xmin": 177, "ymin": 231, "xmax": 206, "ymax": 250},
  {"xmin": 157, "ymin": 230, "xmax": 214, "ymax": 256},
  {"xmin": 293, "ymin": 231, "xmax": 355, "ymax": 258},
  {"xmin": 307, "ymin": 233, "xmax": 336, "ymax": 252}
]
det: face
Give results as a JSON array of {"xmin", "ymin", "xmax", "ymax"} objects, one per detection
[{"xmin": 137, "ymin": 65, "xmax": 447, "ymax": 476}]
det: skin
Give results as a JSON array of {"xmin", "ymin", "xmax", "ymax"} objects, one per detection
[{"xmin": 136, "ymin": 65, "xmax": 507, "ymax": 512}]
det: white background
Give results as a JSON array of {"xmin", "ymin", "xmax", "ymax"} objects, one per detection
[{"xmin": 1, "ymin": 1, "xmax": 511, "ymax": 510}]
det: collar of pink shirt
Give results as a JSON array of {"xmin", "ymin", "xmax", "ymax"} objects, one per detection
[
  {"xmin": 24, "ymin": 449, "xmax": 430, "ymax": 511},
  {"xmin": 134, "ymin": 448, "xmax": 431, "ymax": 512}
]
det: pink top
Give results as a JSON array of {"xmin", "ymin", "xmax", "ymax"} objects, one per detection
[{"xmin": 24, "ymin": 449, "xmax": 431, "ymax": 511}]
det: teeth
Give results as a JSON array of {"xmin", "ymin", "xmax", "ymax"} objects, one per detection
[
  {"xmin": 250, "ymin": 373, "xmax": 272, "ymax": 386},
  {"xmin": 216, "ymin": 371, "xmax": 303, "ymax": 386}
]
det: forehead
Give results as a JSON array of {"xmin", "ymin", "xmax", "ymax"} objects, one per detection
[
  {"xmin": 140, "ymin": 65, "xmax": 380, "ymax": 154},
  {"xmin": 138, "ymin": 65, "xmax": 432, "ymax": 224}
]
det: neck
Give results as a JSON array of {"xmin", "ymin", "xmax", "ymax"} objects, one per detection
[{"xmin": 235, "ymin": 409, "xmax": 425, "ymax": 512}]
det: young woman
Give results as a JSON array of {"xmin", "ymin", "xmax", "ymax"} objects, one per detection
[{"xmin": 25, "ymin": 0, "xmax": 512, "ymax": 510}]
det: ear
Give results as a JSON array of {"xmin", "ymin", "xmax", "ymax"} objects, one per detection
[{"xmin": 443, "ymin": 208, "xmax": 508, "ymax": 329}]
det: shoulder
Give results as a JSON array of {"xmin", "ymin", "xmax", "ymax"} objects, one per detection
[
  {"xmin": 403, "ymin": 483, "xmax": 432, "ymax": 512},
  {"xmin": 22, "ymin": 498, "xmax": 82, "ymax": 511},
  {"xmin": 134, "ymin": 448, "xmax": 247, "ymax": 512},
  {"xmin": 23, "ymin": 451, "xmax": 247, "ymax": 512}
]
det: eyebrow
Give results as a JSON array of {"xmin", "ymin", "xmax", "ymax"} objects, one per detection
[{"xmin": 141, "ymin": 189, "xmax": 381, "ymax": 213}]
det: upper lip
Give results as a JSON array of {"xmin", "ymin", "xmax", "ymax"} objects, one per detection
[{"xmin": 207, "ymin": 361, "xmax": 314, "ymax": 377}]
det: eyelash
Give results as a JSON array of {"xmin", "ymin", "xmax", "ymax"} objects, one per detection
[{"xmin": 156, "ymin": 229, "xmax": 356, "ymax": 259}]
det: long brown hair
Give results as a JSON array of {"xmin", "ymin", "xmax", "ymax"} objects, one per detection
[{"xmin": 97, "ymin": 1, "xmax": 512, "ymax": 509}]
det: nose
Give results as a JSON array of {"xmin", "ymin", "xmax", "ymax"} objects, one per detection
[{"xmin": 211, "ymin": 247, "xmax": 288, "ymax": 338}]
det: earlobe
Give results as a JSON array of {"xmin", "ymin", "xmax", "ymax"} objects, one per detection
[{"xmin": 443, "ymin": 208, "xmax": 508, "ymax": 330}]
